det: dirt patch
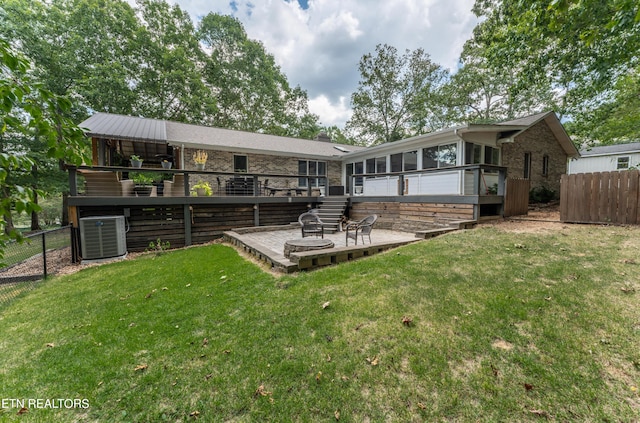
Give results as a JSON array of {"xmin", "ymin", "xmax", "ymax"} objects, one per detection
[
  {"xmin": 479, "ymin": 204, "xmax": 568, "ymax": 233},
  {"xmin": 0, "ymin": 247, "xmax": 75, "ymax": 280},
  {"xmin": 492, "ymin": 339, "xmax": 514, "ymax": 351}
]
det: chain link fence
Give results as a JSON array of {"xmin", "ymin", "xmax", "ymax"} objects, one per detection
[{"xmin": 0, "ymin": 226, "xmax": 74, "ymax": 310}]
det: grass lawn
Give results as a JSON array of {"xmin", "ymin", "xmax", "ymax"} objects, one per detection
[{"xmin": 0, "ymin": 223, "xmax": 638, "ymax": 422}]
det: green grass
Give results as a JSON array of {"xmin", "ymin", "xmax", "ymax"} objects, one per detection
[{"xmin": 0, "ymin": 224, "xmax": 639, "ymax": 422}]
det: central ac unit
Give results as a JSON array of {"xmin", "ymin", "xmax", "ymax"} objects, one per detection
[{"xmin": 79, "ymin": 216, "xmax": 127, "ymax": 260}]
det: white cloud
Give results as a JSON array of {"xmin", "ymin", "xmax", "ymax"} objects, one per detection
[
  {"xmin": 309, "ymin": 95, "xmax": 352, "ymax": 127},
  {"xmin": 156, "ymin": 0, "xmax": 479, "ymax": 128}
]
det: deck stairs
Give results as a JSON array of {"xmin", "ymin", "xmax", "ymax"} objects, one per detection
[{"xmin": 314, "ymin": 196, "xmax": 348, "ymax": 233}]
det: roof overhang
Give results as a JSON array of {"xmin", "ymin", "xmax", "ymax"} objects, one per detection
[{"xmin": 80, "ymin": 113, "xmax": 167, "ymax": 144}]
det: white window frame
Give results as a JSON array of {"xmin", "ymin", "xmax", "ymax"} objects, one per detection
[{"xmin": 617, "ymin": 156, "xmax": 630, "ymax": 170}]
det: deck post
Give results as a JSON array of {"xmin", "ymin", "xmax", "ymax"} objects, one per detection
[
  {"xmin": 183, "ymin": 173, "xmax": 192, "ymax": 246},
  {"xmin": 184, "ymin": 204, "xmax": 192, "ymax": 246},
  {"xmin": 69, "ymin": 167, "xmax": 78, "ymax": 196},
  {"xmin": 254, "ymin": 203, "xmax": 260, "ymax": 226}
]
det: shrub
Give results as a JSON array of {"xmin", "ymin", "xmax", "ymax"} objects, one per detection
[{"xmin": 530, "ymin": 185, "xmax": 557, "ymax": 203}]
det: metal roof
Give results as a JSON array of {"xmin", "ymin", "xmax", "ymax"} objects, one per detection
[
  {"xmin": 80, "ymin": 113, "xmax": 166, "ymax": 143},
  {"xmin": 579, "ymin": 142, "xmax": 640, "ymax": 157}
]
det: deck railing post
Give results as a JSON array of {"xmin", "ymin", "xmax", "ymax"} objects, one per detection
[
  {"xmin": 473, "ymin": 167, "xmax": 482, "ymax": 195},
  {"xmin": 69, "ymin": 167, "xmax": 78, "ymax": 196},
  {"xmin": 253, "ymin": 175, "xmax": 259, "ymax": 196},
  {"xmin": 497, "ymin": 167, "xmax": 506, "ymax": 196},
  {"xmin": 183, "ymin": 173, "xmax": 190, "ymax": 196}
]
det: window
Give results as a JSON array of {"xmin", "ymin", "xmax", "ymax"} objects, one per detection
[
  {"xmin": 542, "ymin": 155, "xmax": 549, "ymax": 176},
  {"xmin": 234, "ymin": 155, "xmax": 247, "ymax": 173},
  {"xmin": 484, "ymin": 146, "xmax": 500, "ymax": 165},
  {"xmin": 617, "ymin": 156, "xmax": 630, "ymax": 170},
  {"xmin": 524, "ymin": 153, "xmax": 532, "ymax": 179},
  {"xmin": 354, "ymin": 161, "xmax": 364, "ymax": 187},
  {"xmin": 422, "ymin": 143, "xmax": 457, "ymax": 169},
  {"xmin": 403, "ymin": 151, "xmax": 417, "ymax": 171},
  {"xmin": 298, "ymin": 160, "xmax": 327, "ymax": 187},
  {"xmin": 346, "ymin": 163, "xmax": 354, "ymax": 194},
  {"xmin": 423, "ymin": 146, "xmax": 438, "ymax": 169},
  {"xmin": 366, "ymin": 158, "xmax": 376, "ymax": 174},
  {"xmin": 439, "ymin": 143, "xmax": 457, "ymax": 167},
  {"xmin": 375, "ymin": 156, "xmax": 386, "ymax": 173},
  {"xmin": 390, "ymin": 153, "xmax": 403, "ymax": 172},
  {"xmin": 465, "ymin": 142, "xmax": 482, "ymax": 164}
]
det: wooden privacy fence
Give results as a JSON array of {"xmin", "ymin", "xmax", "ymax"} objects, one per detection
[
  {"xmin": 560, "ymin": 170, "xmax": 640, "ymax": 224},
  {"xmin": 504, "ymin": 178, "xmax": 530, "ymax": 217}
]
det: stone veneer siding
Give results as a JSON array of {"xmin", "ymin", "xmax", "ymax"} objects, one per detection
[
  {"xmin": 185, "ymin": 148, "xmax": 343, "ymax": 188},
  {"xmin": 501, "ymin": 120, "xmax": 568, "ymax": 197}
]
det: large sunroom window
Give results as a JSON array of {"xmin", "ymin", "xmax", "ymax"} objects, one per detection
[{"xmin": 422, "ymin": 143, "xmax": 457, "ymax": 169}]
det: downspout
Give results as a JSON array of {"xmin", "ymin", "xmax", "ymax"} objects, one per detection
[{"xmin": 181, "ymin": 144, "xmax": 185, "ymax": 169}]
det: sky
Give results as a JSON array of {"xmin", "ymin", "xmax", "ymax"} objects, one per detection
[{"xmin": 164, "ymin": 0, "xmax": 479, "ymax": 128}]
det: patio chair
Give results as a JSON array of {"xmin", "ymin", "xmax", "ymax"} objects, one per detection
[
  {"xmin": 79, "ymin": 170, "xmax": 134, "ymax": 197},
  {"xmin": 345, "ymin": 214, "xmax": 378, "ymax": 245},
  {"xmin": 299, "ymin": 212, "xmax": 324, "ymax": 238},
  {"xmin": 163, "ymin": 174, "xmax": 185, "ymax": 196}
]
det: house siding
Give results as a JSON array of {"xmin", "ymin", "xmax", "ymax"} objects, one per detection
[
  {"xmin": 501, "ymin": 120, "xmax": 568, "ymax": 197},
  {"xmin": 567, "ymin": 153, "xmax": 640, "ymax": 174}
]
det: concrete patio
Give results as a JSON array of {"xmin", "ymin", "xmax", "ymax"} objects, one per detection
[{"xmin": 224, "ymin": 225, "xmax": 423, "ymax": 273}]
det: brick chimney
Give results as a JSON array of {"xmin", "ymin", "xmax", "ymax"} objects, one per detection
[{"xmin": 314, "ymin": 131, "xmax": 332, "ymax": 142}]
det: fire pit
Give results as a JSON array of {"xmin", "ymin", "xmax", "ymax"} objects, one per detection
[{"xmin": 284, "ymin": 238, "xmax": 335, "ymax": 258}]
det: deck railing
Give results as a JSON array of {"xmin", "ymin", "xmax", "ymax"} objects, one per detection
[
  {"xmin": 350, "ymin": 164, "xmax": 506, "ymax": 197},
  {"xmin": 68, "ymin": 166, "xmax": 330, "ymax": 198}
]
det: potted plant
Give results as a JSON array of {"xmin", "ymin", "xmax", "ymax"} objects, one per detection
[
  {"xmin": 193, "ymin": 150, "xmax": 208, "ymax": 171},
  {"xmin": 192, "ymin": 180, "xmax": 212, "ymax": 196},
  {"xmin": 161, "ymin": 159, "xmax": 172, "ymax": 169},
  {"xmin": 130, "ymin": 154, "xmax": 143, "ymax": 168},
  {"xmin": 131, "ymin": 172, "xmax": 155, "ymax": 196}
]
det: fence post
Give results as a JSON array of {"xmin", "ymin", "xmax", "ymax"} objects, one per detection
[{"xmin": 42, "ymin": 232, "xmax": 47, "ymax": 279}]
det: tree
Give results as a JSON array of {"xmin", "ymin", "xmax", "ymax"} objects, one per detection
[
  {"xmin": 131, "ymin": 0, "xmax": 215, "ymax": 123},
  {"xmin": 0, "ymin": 39, "xmax": 88, "ymax": 261},
  {"xmin": 567, "ymin": 65, "xmax": 640, "ymax": 144},
  {"xmin": 445, "ymin": 42, "xmax": 559, "ymax": 124},
  {"xmin": 198, "ymin": 13, "xmax": 319, "ymax": 136},
  {"xmin": 467, "ymin": 0, "xmax": 640, "ymax": 142},
  {"xmin": 346, "ymin": 44, "xmax": 449, "ymax": 146},
  {"xmin": 0, "ymin": 0, "xmax": 140, "ymax": 116}
]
